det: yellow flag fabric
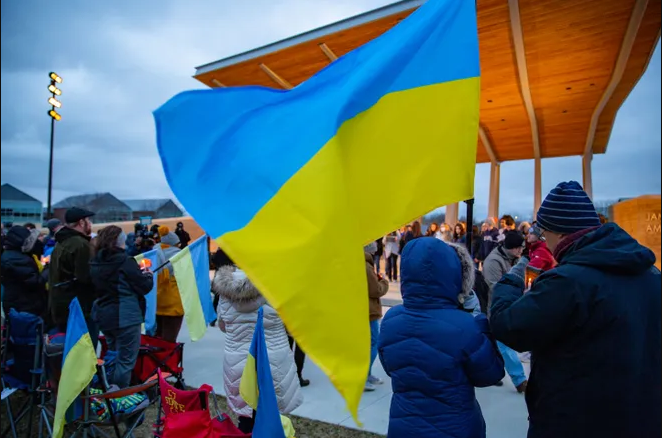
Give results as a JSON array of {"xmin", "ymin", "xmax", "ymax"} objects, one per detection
[{"xmin": 52, "ymin": 299, "xmax": 97, "ymax": 438}]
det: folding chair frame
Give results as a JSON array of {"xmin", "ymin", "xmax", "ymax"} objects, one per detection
[
  {"xmin": 37, "ymin": 370, "xmax": 161, "ymax": 438},
  {"xmin": 137, "ymin": 343, "xmax": 186, "ymax": 389},
  {"xmin": 1, "ymin": 314, "xmax": 45, "ymax": 438}
]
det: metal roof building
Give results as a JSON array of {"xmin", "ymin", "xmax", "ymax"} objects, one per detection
[
  {"xmin": 53, "ymin": 193, "xmax": 132, "ymax": 224},
  {"xmin": 122, "ymin": 199, "xmax": 184, "ymax": 220},
  {"xmin": 1, "ymin": 183, "xmax": 43, "ymax": 226}
]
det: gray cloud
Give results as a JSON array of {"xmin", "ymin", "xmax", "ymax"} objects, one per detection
[{"xmin": 2, "ymin": 1, "xmax": 660, "ymax": 220}]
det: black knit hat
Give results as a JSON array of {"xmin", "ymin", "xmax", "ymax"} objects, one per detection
[
  {"xmin": 537, "ymin": 181, "xmax": 601, "ymax": 235},
  {"xmin": 504, "ymin": 231, "xmax": 525, "ymax": 250}
]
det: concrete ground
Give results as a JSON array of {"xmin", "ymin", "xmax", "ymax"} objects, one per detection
[{"xmin": 181, "ymin": 278, "xmax": 531, "ymax": 437}]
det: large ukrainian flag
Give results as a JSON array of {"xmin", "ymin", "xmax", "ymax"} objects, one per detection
[{"xmin": 155, "ymin": 0, "xmax": 479, "ymax": 420}]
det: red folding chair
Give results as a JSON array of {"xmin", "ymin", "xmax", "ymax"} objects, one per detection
[
  {"xmin": 100, "ymin": 334, "xmax": 186, "ymax": 389},
  {"xmin": 153, "ymin": 370, "xmax": 249, "ymax": 438}
]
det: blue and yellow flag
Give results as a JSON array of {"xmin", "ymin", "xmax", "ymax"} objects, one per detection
[
  {"xmin": 53, "ymin": 298, "xmax": 97, "ymax": 438},
  {"xmin": 134, "ymin": 247, "xmax": 162, "ymax": 334},
  {"xmin": 240, "ymin": 307, "xmax": 286, "ymax": 438},
  {"xmin": 170, "ymin": 236, "xmax": 216, "ymax": 341},
  {"xmin": 155, "ymin": 0, "xmax": 479, "ymax": 420}
]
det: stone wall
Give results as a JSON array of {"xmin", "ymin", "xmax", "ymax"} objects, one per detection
[{"xmin": 610, "ymin": 195, "xmax": 661, "ymax": 269}]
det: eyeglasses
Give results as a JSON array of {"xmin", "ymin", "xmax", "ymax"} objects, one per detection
[{"xmin": 531, "ymin": 225, "xmax": 546, "ymax": 241}]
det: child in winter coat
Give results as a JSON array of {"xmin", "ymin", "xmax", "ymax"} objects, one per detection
[
  {"xmin": 213, "ymin": 264, "xmax": 303, "ymax": 433},
  {"xmin": 379, "ymin": 238, "xmax": 505, "ymax": 438}
]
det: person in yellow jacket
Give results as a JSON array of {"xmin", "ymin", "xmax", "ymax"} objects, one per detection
[{"xmin": 156, "ymin": 227, "xmax": 184, "ymax": 342}]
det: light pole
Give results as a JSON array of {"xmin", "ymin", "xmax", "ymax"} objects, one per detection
[{"xmin": 47, "ymin": 72, "xmax": 63, "ymax": 220}]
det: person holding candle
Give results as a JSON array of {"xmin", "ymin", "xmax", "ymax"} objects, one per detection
[
  {"xmin": 90, "ymin": 225, "xmax": 154, "ymax": 388},
  {"xmin": 491, "ymin": 181, "xmax": 661, "ymax": 438}
]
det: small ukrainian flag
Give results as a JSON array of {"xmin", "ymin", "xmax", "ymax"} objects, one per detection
[
  {"xmin": 240, "ymin": 307, "xmax": 291, "ymax": 438},
  {"xmin": 52, "ymin": 298, "xmax": 97, "ymax": 438}
]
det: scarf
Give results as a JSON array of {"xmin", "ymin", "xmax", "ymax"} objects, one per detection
[{"xmin": 553, "ymin": 226, "xmax": 601, "ymax": 263}]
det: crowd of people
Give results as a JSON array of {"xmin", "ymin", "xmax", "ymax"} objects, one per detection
[
  {"xmin": 2, "ymin": 181, "xmax": 660, "ymax": 437},
  {"xmin": 377, "ymin": 181, "xmax": 660, "ymax": 438},
  {"xmin": 0, "ymin": 209, "xmax": 199, "ymax": 392}
]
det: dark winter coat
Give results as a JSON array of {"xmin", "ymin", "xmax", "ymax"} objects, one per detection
[
  {"xmin": 379, "ymin": 238, "xmax": 505, "ymax": 438},
  {"xmin": 175, "ymin": 228, "xmax": 191, "ymax": 249},
  {"xmin": 491, "ymin": 224, "xmax": 661, "ymax": 438},
  {"xmin": 49, "ymin": 227, "xmax": 95, "ymax": 326},
  {"xmin": 477, "ymin": 227, "xmax": 499, "ymax": 262},
  {"xmin": 90, "ymin": 248, "xmax": 153, "ymax": 332},
  {"xmin": 1, "ymin": 248, "xmax": 47, "ymax": 317}
]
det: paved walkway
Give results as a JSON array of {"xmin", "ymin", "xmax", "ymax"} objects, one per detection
[{"xmin": 181, "ymin": 280, "xmax": 531, "ymax": 437}]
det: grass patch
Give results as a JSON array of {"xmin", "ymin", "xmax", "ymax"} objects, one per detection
[{"xmin": 1, "ymin": 391, "xmax": 384, "ymax": 437}]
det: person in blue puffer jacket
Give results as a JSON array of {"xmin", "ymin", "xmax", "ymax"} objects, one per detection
[{"xmin": 379, "ymin": 237, "xmax": 505, "ymax": 438}]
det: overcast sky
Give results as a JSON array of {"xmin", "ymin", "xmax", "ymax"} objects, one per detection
[{"xmin": 1, "ymin": 0, "xmax": 660, "ymax": 219}]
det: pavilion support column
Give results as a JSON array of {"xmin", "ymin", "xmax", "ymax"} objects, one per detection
[
  {"xmin": 534, "ymin": 157, "xmax": 542, "ymax": 219},
  {"xmin": 446, "ymin": 203, "xmax": 460, "ymax": 226},
  {"xmin": 582, "ymin": 151, "xmax": 594, "ymax": 200},
  {"xmin": 488, "ymin": 162, "xmax": 501, "ymax": 220}
]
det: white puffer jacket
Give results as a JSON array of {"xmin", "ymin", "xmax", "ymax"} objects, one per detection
[{"xmin": 213, "ymin": 266, "xmax": 303, "ymax": 417}]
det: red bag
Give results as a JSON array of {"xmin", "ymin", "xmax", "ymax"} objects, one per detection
[{"xmin": 157, "ymin": 371, "xmax": 250, "ymax": 438}]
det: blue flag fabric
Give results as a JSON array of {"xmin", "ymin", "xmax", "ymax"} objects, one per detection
[
  {"xmin": 135, "ymin": 247, "xmax": 160, "ymax": 334},
  {"xmin": 242, "ymin": 307, "xmax": 286, "ymax": 438}
]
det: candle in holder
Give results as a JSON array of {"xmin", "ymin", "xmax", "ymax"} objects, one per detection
[{"xmin": 139, "ymin": 258, "xmax": 152, "ymax": 270}]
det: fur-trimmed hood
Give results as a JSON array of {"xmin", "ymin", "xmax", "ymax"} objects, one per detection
[
  {"xmin": 401, "ymin": 237, "xmax": 476, "ymax": 309},
  {"xmin": 446, "ymin": 242, "xmax": 476, "ymax": 302},
  {"xmin": 212, "ymin": 266, "xmax": 265, "ymax": 313},
  {"xmin": 21, "ymin": 229, "xmax": 41, "ymax": 254}
]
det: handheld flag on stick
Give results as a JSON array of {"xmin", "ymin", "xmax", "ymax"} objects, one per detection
[
  {"xmin": 240, "ymin": 307, "xmax": 287, "ymax": 438},
  {"xmin": 155, "ymin": 0, "xmax": 480, "ymax": 421},
  {"xmin": 134, "ymin": 246, "xmax": 162, "ymax": 334},
  {"xmin": 169, "ymin": 236, "xmax": 216, "ymax": 341},
  {"xmin": 52, "ymin": 298, "xmax": 97, "ymax": 438}
]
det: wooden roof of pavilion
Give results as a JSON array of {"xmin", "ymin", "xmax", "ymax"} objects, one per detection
[{"xmin": 194, "ymin": 0, "xmax": 661, "ymax": 164}]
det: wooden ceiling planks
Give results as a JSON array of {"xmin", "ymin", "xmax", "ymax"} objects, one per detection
[
  {"xmin": 478, "ymin": 0, "xmax": 534, "ymax": 162},
  {"xmin": 593, "ymin": 0, "xmax": 661, "ymax": 155},
  {"xmin": 521, "ymin": 0, "xmax": 642, "ymax": 158},
  {"xmin": 194, "ymin": 0, "xmax": 660, "ymax": 164}
]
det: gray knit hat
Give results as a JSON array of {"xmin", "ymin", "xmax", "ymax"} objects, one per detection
[{"xmin": 537, "ymin": 181, "xmax": 601, "ymax": 235}]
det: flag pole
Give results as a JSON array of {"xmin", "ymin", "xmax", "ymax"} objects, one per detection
[{"xmin": 464, "ymin": 199, "xmax": 475, "ymax": 254}]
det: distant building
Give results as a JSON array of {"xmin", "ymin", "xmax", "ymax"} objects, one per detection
[
  {"xmin": 1, "ymin": 183, "xmax": 44, "ymax": 226},
  {"xmin": 122, "ymin": 199, "xmax": 184, "ymax": 221},
  {"xmin": 53, "ymin": 193, "xmax": 132, "ymax": 224}
]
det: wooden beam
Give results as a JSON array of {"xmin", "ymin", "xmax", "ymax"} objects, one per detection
[
  {"xmin": 582, "ymin": 151, "xmax": 594, "ymax": 199},
  {"xmin": 319, "ymin": 43, "xmax": 339, "ymax": 62},
  {"xmin": 478, "ymin": 125, "xmax": 499, "ymax": 164},
  {"xmin": 211, "ymin": 79, "xmax": 226, "ymax": 88},
  {"xmin": 584, "ymin": 0, "xmax": 649, "ymax": 156},
  {"xmin": 488, "ymin": 163, "xmax": 501, "ymax": 220},
  {"xmin": 534, "ymin": 158, "xmax": 542, "ymax": 219},
  {"xmin": 508, "ymin": 0, "xmax": 541, "ymax": 160},
  {"xmin": 259, "ymin": 63, "xmax": 293, "ymax": 89}
]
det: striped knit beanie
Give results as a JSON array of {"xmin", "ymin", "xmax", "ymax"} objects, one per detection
[{"xmin": 537, "ymin": 181, "xmax": 601, "ymax": 235}]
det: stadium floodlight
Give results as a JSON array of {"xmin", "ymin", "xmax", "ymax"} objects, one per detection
[
  {"xmin": 46, "ymin": 71, "xmax": 64, "ymax": 220},
  {"xmin": 49, "ymin": 72, "xmax": 62, "ymax": 83},
  {"xmin": 48, "ymin": 109, "xmax": 62, "ymax": 121},
  {"xmin": 48, "ymin": 97, "xmax": 62, "ymax": 108},
  {"xmin": 48, "ymin": 84, "xmax": 62, "ymax": 95}
]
